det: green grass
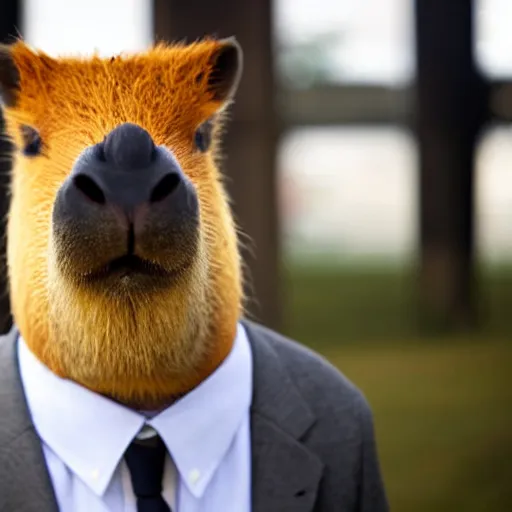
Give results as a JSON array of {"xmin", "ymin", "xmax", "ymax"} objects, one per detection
[
  {"xmin": 281, "ymin": 262, "xmax": 512, "ymax": 512},
  {"xmin": 282, "ymin": 262, "xmax": 417, "ymax": 346},
  {"xmin": 282, "ymin": 261, "xmax": 512, "ymax": 346},
  {"xmin": 323, "ymin": 340, "xmax": 512, "ymax": 512}
]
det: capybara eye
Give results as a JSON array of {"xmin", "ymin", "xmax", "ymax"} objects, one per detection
[
  {"xmin": 20, "ymin": 125, "xmax": 42, "ymax": 157},
  {"xmin": 194, "ymin": 120, "xmax": 213, "ymax": 152}
]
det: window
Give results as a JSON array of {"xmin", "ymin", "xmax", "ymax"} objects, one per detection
[{"xmin": 23, "ymin": 0, "xmax": 152, "ymax": 56}]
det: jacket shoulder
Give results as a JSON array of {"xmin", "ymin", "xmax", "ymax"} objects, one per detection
[
  {"xmin": 243, "ymin": 320, "xmax": 389, "ymax": 511},
  {"xmin": 243, "ymin": 320, "xmax": 369, "ymax": 419}
]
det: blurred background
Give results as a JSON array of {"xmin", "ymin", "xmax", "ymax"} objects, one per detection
[{"xmin": 1, "ymin": 0, "xmax": 512, "ymax": 510}]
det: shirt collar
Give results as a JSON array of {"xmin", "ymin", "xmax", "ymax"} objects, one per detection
[
  {"xmin": 149, "ymin": 323, "xmax": 252, "ymax": 497},
  {"xmin": 17, "ymin": 322, "xmax": 253, "ymax": 499}
]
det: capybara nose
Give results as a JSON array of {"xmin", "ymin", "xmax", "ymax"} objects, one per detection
[
  {"xmin": 52, "ymin": 123, "xmax": 200, "ymax": 277},
  {"xmin": 67, "ymin": 123, "xmax": 185, "ymax": 215}
]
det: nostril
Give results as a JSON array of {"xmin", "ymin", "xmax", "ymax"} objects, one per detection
[
  {"xmin": 73, "ymin": 174, "xmax": 106, "ymax": 204},
  {"xmin": 150, "ymin": 173, "xmax": 181, "ymax": 203}
]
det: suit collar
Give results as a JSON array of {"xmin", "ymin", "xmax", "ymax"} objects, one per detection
[
  {"xmin": 0, "ymin": 327, "xmax": 59, "ymax": 512},
  {"xmin": 246, "ymin": 320, "xmax": 316, "ymax": 439},
  {"xmin": 0, "ymin": 328, "xmax": 31, "ymax": 445},
  {"xmin": 244, "ymin": 320, "xmax": 324, "ymax": 512}
]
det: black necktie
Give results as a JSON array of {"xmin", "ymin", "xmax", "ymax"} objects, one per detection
[{"xmin": 124, "ymin": 434, "xmax": 171, "ymax": 512}]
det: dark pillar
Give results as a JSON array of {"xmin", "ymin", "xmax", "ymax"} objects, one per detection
[
  {"xmin": 415, "ymin": 0, "xmax": 487, "ymax": 332},
  {"xmin": 153, "ymin": 0, "xmax": 281, "ymax": 329},
  {"xmin": 0, "ymin": 0, "xmax": 20, "ymax": 333}
]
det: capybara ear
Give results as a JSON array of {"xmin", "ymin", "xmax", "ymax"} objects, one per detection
[
  {"xmin": 0, "ymin": 40, "xmax": 57, "ymax": 109},
  {"xmin": 205, "ymin": 37, "xmax": 243, "ymax": 104}
]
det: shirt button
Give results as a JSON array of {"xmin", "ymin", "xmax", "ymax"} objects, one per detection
[
  {"xmin": 189, "ymin": 469, "xmax": 201, "ymax": 485},
  {"xmin": 91, "ymin": 469, "xmax": 99, "ymax": 480}
]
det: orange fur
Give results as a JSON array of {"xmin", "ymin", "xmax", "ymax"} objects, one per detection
[{"xmin": 2, "ymin": 39, "xmax": 244, "ymax": 408}]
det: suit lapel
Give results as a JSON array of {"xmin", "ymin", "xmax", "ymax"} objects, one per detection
[
  {"xmin": 0, "ymin": 328, "xmax": 59, "ymax": 512},
  {"xmin": 251, "ymin": 413, "xmax": 323, "ymax": 512},
  {"xmin": 245, "ymin": 321, "xmax": 324, "ymax": 512}
]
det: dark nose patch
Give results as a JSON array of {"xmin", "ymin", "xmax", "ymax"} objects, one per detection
[
  {"xmin": 101, "ymin": 123, "xmax": 156, "ymax": 170},
  {"xmin": 52, "ymin": 122, "xmax": 200, "ymax": 279},
  {"xmin": 64, "ymin": 122, "xmax": 189, "ymax": 217}
]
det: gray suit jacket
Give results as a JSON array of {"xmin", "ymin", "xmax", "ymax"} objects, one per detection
[{"xmin": 0, "ymin": 320, "xmax": 389, "ymax": 512}]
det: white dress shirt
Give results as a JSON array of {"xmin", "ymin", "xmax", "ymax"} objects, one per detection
[{"xmin": 18, "ymin": 322, "xmax": 253, "ymax": 512}]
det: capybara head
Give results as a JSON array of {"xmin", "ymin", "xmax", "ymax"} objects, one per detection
[{"xmin": 0, "ymin": 38, "xmax": 244, "ymax": 408}]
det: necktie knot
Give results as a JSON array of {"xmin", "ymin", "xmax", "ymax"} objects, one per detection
[{"xmin": 125, "ymin": 433, "xmax": 171, "ymax": 511}]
